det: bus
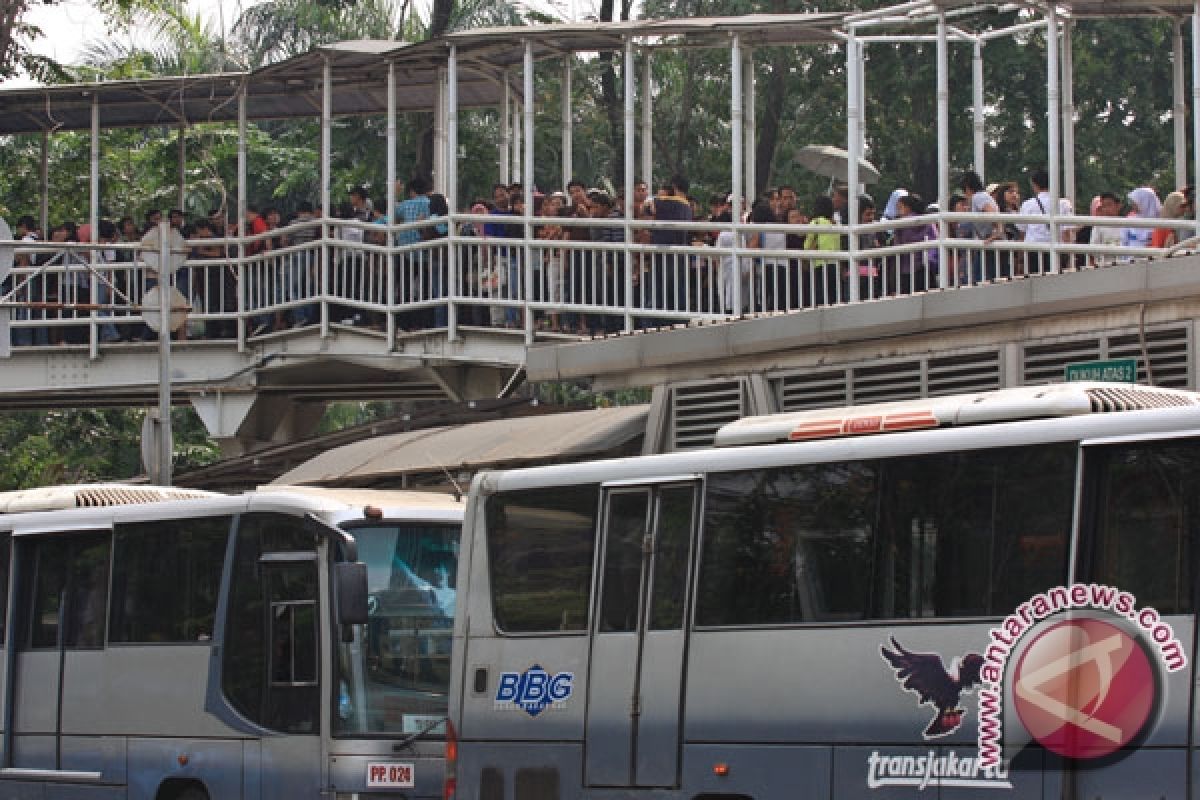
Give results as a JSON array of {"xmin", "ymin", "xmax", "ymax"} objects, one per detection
[
  {"xmin": 0, "ymin": 483, "xmax": 463, "ymax": 799},
  {"xmin": 446, "ymin": 382, "xmax": 1200, "ymax": 799}
]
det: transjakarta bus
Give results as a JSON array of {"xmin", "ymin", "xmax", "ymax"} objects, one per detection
[
  {"xmin": 446, "ymin": 383, "xmax": 1200, "ymax": 799},
  {"xmin": 0, "ymin": 483, "xmax": 463, "ymax": 799}
]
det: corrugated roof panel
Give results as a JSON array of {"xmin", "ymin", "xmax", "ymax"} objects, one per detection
[{"xmin": 273, "ymin": 406, "xmax": 648, "ymax": 485}]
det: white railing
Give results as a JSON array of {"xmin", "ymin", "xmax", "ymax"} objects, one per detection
[{"xmin": 1, "ymin": 211, "xmax": 1195, "ymax": 353}]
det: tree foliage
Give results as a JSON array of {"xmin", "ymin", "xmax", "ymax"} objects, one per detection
[{"xmin": 0, "ymin": 407, "xmax": 219, "ymax": 490}]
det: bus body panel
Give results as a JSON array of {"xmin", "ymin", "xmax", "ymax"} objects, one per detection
[
  {"xmin": 127, "ymin": 737, "xmax": 245, "ymax": 799},
  {"xmin": 1068, "ymin": 747, "xmax": 1186, "ymax": 798},
  {"xmin": 583, "ymin": 631, "xmax": 638, "ymax": 785},
  {"xmin": 12, "ymin": 652, "xmax": 57, "ymax": 735},
  {"xmin": 456, "ymin": 742, "xmax": 582, "ymax": 800},
  {"xmin": 258, "ymin": 734, "xmax": 322, "ymax": 800},
  {"xmin": 683, "ymin": 625, "xmax": 989, "ymax": 746},
  {"xmin": 631, "ymin": 628, "xmax": 686, "ymax": 787},
  {"xmin": 60, "ymin": 736, "xmax": 126, "ymax": 784},
  {"xmin": 451, "ymin": 398, "xmax": 1200, "ymax": 798},
  {"xmin": 61, "ymin": 649, "xmax": 235, "ymax": 737},
  {"xmin": 459, "ymin": 634, "xmax": 590, "ymax": 741}
]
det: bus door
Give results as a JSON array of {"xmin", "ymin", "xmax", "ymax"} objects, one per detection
[
  {"xmin": 5, "ymin": 529, "xmax": 110, "ymax": 774},
  {"xmin": 584, "ymin": 479, "xmax": 699, "ymax": 789},
  {"xmin": 1073, "ymin": 436, "xmax": 1200, "ymax": 798}
]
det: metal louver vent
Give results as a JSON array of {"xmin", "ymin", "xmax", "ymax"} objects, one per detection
[
  {"xmin": 76, "ymin": 487, "xmax": 213, "ymax": 507},
  {"xmin": 927, "ymin": 351, "xmax": 1002, "ymax": 397},
  {"xmin": 1023, "ymin": 325, "xmax": 1192, "ymax": 388},
  {"xmin": 777, "ymin": 370, "xmax": 849, "ymax": 412},
  {"xmin": 670, "ymin": 380, "xmax": 745, "ymax": 450},
  {"xmin": 1107, "ymin": 326, "xmax": 1191, "ymax": 388},
  {"xmin": 850, "ymin": 360, "xmax": 923, "ymax": 405},
  {"xmin": 1023, "ymin": 338, "xmax": 1102, "ymax": 384},
  {"xmin": 1086, "ymin": 386, "xmax": 1200, "ymax": 412}
]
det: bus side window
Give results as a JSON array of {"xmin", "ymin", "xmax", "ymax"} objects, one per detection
[
  {"xmin": 109, "ymin": 517, "xmax": 230, "ymax": 643},
  {"xmin": 1083, "ymin": 440, "xmax": 1199, "ymax": 615},
  {"xmin": 599, "ymin": 491, "xmax": 648, "ymax": 633},
  {"xmin": 487, "ymin": 485, "xmax": 600, "ymax": 633},
  {"xmin": 28, "ymin": 533, "xmax": 110, "ymax": 649},
  {"xmin": 222, "ymin": 513, "xmax": 320, "ymax": 734},
  {"xmin": 267, "ymin": 567, "xmax": 319, "ymax": 686}
]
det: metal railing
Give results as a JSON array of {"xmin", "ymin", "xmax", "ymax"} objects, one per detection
[{"xmin": 2, "ymin": 211, "xmax": 1195, "ymax": 354}]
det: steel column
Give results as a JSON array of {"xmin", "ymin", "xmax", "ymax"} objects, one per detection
[
  {"xmin": 847, "ymin": 31, "xmax": 861, "ymax": 302},
  {"xmin": 238, "ymin": 87, "xmax": 249, "ymax": 347},
  {"xmin": 562, "ymin": 59, "xmax": 573, "ymax": 187},
  {"xmin": 936, "ymin": 11, "xmax": 949, "ymax": 287},
  {"xmin": 973, "ymin": 37, "xmax": 985, "ymax": 177},
  {"xmin": 177, "ymin": 125, "xmax": 186, "ymax": 209},
  {"xmin": 90, "ymin": 96, "xmax": 100, "ymax": 358},
  {"xmin": 1061, "ymin": 19, "xmax": 1076, "ymax": 208},
  {"xmin": 1046, "ymin": 8, "xmax": 1061, "ymax": 271},
  {"xmin": 641, "ymin": 48, "xmax": 653, "ymax": 192},
  {"xmin": 501, "ymin": 75, "xmax": 511, "ymax": 184},
  {"xmin": 40, "ymin": 132, "xmax": 49, "ymax": 235},
  {"xmin": 155, "ymin": 220, "xmax": 172, "ymax": 486},
  {"xmin": 1194, "ymin": 3, "xmax": 1200, "ymax": 224},
  {"xmin": 387, "ymin": 61, "xmax": 398, "ymax": 348},
  {"xmin": 523, "ymin": 40, "xmax": 535, "ymax": 344},
  {"xmin": 321, "ymin": 60, "xmax": 333, "ymax": 336},
  {"xmin": 435, "ymin": 66, "xmax": 447, "ymax": 194},
  {"xmin": 743, "ymin": 49, "xmax": 755, "ymax": 203},
  {"xmin": 731, "ymin": 34, "xmax": 743, "ymax": 315},
  {"xmin": 625, "ymin": 38, "xmax": 637, "ymax": 331},
  {"xmin": 1174, "ymin": 19, "xmax": 1188, "ymax": 190},
  {"xmin": 447, "ymin": 45, "xmax": 460, "ymax": 341}
]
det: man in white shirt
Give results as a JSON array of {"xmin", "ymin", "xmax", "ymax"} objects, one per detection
[
  {"xmin": 1017, "ymin": 169, "xmax": 1073, "ymax": 275},
  {"xmin": 1089, "ymin": 192, "xmax": 1123, "ymax": 266}
]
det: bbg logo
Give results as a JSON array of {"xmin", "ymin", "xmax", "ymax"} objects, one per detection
[{"xmin": 494, "ymin": 664, "xmax": 574, "ymax": 716}]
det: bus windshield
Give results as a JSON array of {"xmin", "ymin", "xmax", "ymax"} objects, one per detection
[{"xmin": 335, "ymin": 522, "xmax": 458, "ymax": 736}]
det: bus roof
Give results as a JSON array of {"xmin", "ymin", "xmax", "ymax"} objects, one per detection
[
  {"xmin": 0, "ymin": 484, "xmax": 221, "ymax": 513},
  {"xmin": 714, "ymin": 382, "xmax": 1200, "ymax": 447},
  {"xmin": 253, "ymin": 485, "xmax": 464, "ymax": 513}
]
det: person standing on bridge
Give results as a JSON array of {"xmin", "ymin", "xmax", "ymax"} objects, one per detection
[
  {"xmin": 649, "ymin": 174, "xmax": 693, "ymax": 325},
  {"xmin": 394, "ymin": 175, "xmax": 433, "ymax": 330},
  {"xmin": 1017, "ymin": 169, "xmax": 1074, "ymax": 276},
  {"xmin": 960, "ymin": 170, "xmax": 1002, "ymax": 284}
]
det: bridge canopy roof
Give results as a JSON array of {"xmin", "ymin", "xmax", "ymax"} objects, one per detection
[
  {"xmin": 0, "ymin": 4, "xmax": 1190, "ymax": 131},
  {"xmin": 0, "ymin": 11, "xmax": 848, "ymax": 136}
]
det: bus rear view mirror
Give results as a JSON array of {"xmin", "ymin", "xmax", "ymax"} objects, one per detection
[{"xmin": 335, "ymin": 561, "xmax": 370, "ymax": 626}]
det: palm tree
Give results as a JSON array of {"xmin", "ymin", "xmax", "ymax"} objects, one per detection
[{"xmin": 235, "ymin": 0, "xmax": 403, "ymax": 68}]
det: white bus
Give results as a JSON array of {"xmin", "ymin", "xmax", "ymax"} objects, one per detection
[
  {"xmin": 0, "ymin": 483, "xmax": 463, "ymax": 799},
  {"xmin": 446, "ymin": 383, "xmax": 1200, "ymax": 799}
]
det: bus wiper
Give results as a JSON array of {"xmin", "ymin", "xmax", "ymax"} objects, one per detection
[{"xmin": 392, "ymin": 716, "xmax": 447, "ymax": 751}]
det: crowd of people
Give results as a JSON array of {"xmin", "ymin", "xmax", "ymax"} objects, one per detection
[{"xmin": 3, "ymin": 168, "xmax": 1194, "ymax": 344}]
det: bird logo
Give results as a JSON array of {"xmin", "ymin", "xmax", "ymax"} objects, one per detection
[{"xmin": 881, "ymin": 636, "xmax": 985, "ymax": 738}]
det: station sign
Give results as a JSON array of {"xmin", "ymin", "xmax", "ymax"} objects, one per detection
[{"xmin": 1064, "ymin": 358, "xmax": 1137, "ymax": 384}]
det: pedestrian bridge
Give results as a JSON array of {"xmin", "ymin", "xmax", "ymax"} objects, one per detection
[{"xmin": 4, "ymin": 217, "xmax": 1200, "ymax": 454}]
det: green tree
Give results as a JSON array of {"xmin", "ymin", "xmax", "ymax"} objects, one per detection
[{"xmin": 0, "ymin": 407, "xmax": 219, "ymax": 490}]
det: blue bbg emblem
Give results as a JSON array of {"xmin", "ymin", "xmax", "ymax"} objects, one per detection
[{"xmin": 494, "ymin": 664, "xmax": 574, "ymax": 716}]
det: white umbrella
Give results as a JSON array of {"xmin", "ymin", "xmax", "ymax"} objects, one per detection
[{"xmin": 795, "ymin": 144, "xmax": 881, "ymax": 185}]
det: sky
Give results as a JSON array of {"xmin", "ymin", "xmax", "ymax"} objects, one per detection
[
  {"xmin": 7, "ymin": 0, "xmax": 589, "ymax": 88},
  {"xmin": 4, "ymin": 0, "xmax": 252, "ymax": 87}
]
